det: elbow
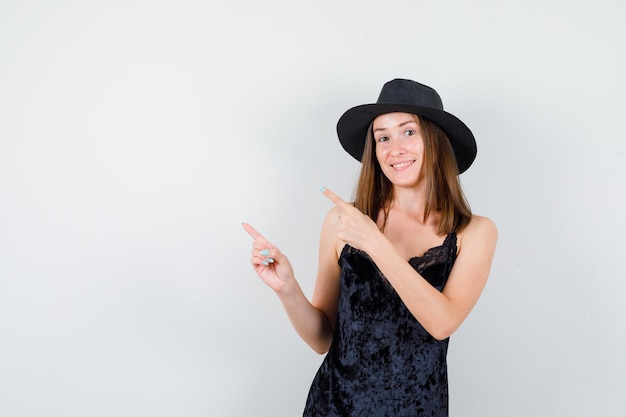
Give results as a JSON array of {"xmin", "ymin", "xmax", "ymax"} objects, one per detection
[
  {"xmin": 423, "ymin": 313, "xmax": 464, "ymax": 341},
  {"xmin": 308, "ymin": 314, "xmax": 334, "ymax": 354},
  {"xmin": 307, "ymin": 331, "xmax": 333, "ymax": 354},
  {"xmin": 431, "ymin": 330, "xmax": 452, "ymax": 341},
  {"xmin": 313, "ymin": 345, "xmax": 329, "ymax": 355},
  {"xmin": 310, "ymin": 337, "xmax": 332, "ymax": 355},
  {"xmin": 428, "ymin": 324, "xmax": 457, "ymax": 341}
]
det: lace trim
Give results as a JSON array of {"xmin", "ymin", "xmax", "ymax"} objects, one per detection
[
  {"xmin": 408, "ymin": 232, "xmax": 457, "ymax": 272},
  {"xmin": 341, "ymin": 233, "xmax": 457, "ymax": 268},
  {"xmin": 340, "ymin": 233, "xmax": 457, "ymax": 291}
]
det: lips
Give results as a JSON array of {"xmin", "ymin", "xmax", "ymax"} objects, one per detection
[{"xmin": 391, "ymin": 160, "xmax": 415, "ymax": 170}]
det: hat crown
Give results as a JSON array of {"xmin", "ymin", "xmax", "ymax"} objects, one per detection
[{"xmin": 377, "ymin": 79, "xmax": 444, "ymax": 110}]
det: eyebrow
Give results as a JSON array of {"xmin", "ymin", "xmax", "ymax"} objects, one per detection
[{"xmin": 373, "ymin": 119, "xmax": 418, "ymax": 133}]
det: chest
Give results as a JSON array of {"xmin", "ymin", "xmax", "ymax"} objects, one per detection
[{"xmin": 380, "ymin": 216, "xmax": 448, "ymax": 261}]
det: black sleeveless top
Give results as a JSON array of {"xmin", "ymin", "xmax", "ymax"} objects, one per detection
[{"xmin": 303, "ymin": 233, "xmax": 458, "ymax": 417}]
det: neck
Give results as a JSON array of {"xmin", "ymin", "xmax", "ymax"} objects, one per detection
[{"xmin": 389, "ymin": 184, "xmax": 428, "ymax": 217}]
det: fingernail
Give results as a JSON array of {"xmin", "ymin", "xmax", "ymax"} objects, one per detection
[
  {"xmin": 320, "ymin": 186, "xmax": 326, "ymax": 192},
  {"xmin": 262, "ymin": 260, "xmax": 269, "ymax": 266},
  {"xmin": 260, "ymin": 249, "xmax": 270, "ymax": 256},
  {"xmin": 265, "ymin": 257, "xmax": 274, "ymax": 264}
]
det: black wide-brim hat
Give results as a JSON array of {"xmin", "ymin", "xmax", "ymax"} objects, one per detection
[{"xmin": 337, "ymin": 79, "xmax": 477, "ymax": 174}]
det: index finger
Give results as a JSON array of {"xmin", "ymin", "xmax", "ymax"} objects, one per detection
[
  {"xmin": 320, "ymin": 186, "xmax": 351, "ymax": 208},
  {"xmin": 241, "ymin": 222, "xmax": 269, "ymax": 243}
]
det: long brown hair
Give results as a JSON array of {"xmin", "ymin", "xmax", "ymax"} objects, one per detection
[{"xmin": 353, "ymin": 115, "xmax": 472, "ymax": 235}]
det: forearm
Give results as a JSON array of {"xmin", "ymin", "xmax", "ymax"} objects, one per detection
[
  {"xmin": 368, "ymin": 240, "xmax": 457, "ymax": 340},
  {"xmin": 276, "ymin": 280, "xmax": 334, "ymax": 354},
  {"xmin": 367, "ymin": 218, "xmax": 497, "ymax": 340}
]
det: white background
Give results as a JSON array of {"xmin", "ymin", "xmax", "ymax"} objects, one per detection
[{"xmin": 1, "ymin": 1, "xmax": 624, "ymax": 416}]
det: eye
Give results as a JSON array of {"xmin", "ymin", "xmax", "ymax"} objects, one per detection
[
  {"xmin": 403, "ymin": 129, "xmax": 416, "ymax": 137},
  {"xmin": 377, "ymin": 136, "xmax": 389, "ymax": 143}
]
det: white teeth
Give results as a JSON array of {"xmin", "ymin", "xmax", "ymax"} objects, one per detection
[{"xmin": 392, "ymin": 161, "xmax": 414, "ymax": 168}]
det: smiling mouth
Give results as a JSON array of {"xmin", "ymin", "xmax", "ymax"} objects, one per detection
[{"xmin": 391, "ymin": 160, "xmax": 415, "ymax": 169}]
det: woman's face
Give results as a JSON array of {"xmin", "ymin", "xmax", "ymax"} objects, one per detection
[{"xmin": 373, "ymin": 112, "xmax": 425, "ymax": 188}]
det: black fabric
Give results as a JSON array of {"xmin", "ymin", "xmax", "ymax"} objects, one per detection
[{"xmin": 303, "ymin": 233, "xmax": 458, "ymax": 417}]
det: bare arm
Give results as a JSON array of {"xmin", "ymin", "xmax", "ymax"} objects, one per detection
[
  {"xmin": 321, "ymin": 187, "xmax": 498, "ymax": 340},
  {"xmin": 242, "ymin": 215, "xmax": 341, "ymax": 354},
  {"xmin": 367, "ymin": 216, "xmax": 497, "ymax": 340}
]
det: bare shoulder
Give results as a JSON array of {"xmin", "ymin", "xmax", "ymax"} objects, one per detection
[
  {"xmin": 321, "ymin": 205, "xmax": 343, "ymax": 233},
  {"xmin": 467, "ymin": 215, "xmax": 497, "ymax": 235},
  {"xmin": 320, "ymin": 205, "xmax": 346, "ymax": 258},
  {"xmin": 457, "ymin": 215, "xmax": 498, "ymax": 254}
]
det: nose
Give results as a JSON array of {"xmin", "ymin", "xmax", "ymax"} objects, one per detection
[{"xmin": 390, "ymin": 136, "xmax": 406, "ymax": 156}]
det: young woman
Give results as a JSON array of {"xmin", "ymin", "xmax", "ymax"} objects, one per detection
[{"xmin": 243, "ymin": 79, "xmax": 497, "ymax": 416}]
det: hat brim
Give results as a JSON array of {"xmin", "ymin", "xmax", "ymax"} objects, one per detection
[{"xmin": 337, "ymin": 104, "xmax": 477, "ymax": 174}]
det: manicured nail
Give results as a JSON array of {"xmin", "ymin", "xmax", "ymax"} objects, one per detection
[
  {"xmin": 260, "ymin": 249, "xmax": 270, "ymax": 256},
  {"xmin": 320, "ymin": 186, "xmax": 326, "ymax": 192},
  {"xmin": 265, "ymin": 257, "xmax": 274, "ymax": 264},
  {"xmin": 262, "ymin": 260, "xmax": 269, "ymax": 266}
]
